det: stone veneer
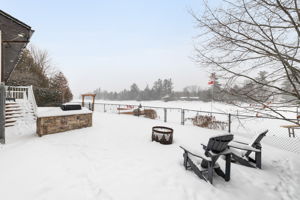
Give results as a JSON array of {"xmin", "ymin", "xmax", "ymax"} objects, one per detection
[{"xmin": 37, "ymin": 113, "xmax": 92, "ymax": 137}]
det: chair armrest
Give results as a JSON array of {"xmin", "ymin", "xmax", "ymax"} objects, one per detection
[
  {"xmin": 179, "ymin": 146, "xmax": 212, "ymax": 161},
  {"xmin": 228, "ymin": 142, "xmax": 260, "ymax": 152},
  {"xmin": 201, "ymin": 143, "xmax": 207, "ymax": 149},
  {"xmin": 231, "ymin": 140, "xmax": 248, "ymax": 145}
]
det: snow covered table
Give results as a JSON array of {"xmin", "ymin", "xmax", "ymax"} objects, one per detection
[
  {"xmin": 36, "ymin": 107, "xmax": 93, "ymax": 137},
  {"xmin": 280, "ymin": 125, "xmax": 300, "ymax": 137}
]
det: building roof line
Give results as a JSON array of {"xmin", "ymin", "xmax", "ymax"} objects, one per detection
[{"xmin": 0, "ymin": 9, "xmax": 32, "ymax": 30}]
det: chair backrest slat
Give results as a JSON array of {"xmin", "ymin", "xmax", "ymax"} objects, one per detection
[
  {"xmin": 244, "ymin": 130, "xmax": 268, "ymax": 157},
  {"xmin": 250, "ymin": 130, "xmax": 268, "ymax": 148},
  {"xmin": 206, "ymin": 134, "xmax": 234, "ymax": 154}
]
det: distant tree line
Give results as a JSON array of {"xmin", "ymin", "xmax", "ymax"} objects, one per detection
[
  {"xmin": 93, "ymin": 77, "xmax": 226, "ymax": 102},
  {"xmin": 7, "ymin": 46, "xmax": 73, "ymax": 106},
  {"xmin": 94, "ymin": 71, "xmax": 293, "ymax": 104},
  {"xmin": 94, "ymin": 78, "xmax": 174, "ymax": 101}
]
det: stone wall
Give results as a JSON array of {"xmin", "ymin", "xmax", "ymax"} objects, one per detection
[{"xmin": 37, "ymin": 113, "xmax": 92, "ymax": 136}]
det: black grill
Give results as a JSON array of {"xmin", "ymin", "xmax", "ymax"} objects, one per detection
[{"xmin": 61, "ymin": 104, "xmax": 82, "ymax": 111}]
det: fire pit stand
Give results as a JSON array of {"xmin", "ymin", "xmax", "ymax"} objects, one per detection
[{"xmin": 152, "ymin": 126, "xmax": 173, "ymax": 144}]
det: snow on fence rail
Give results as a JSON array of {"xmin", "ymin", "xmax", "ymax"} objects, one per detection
[{"xmin": 76, "ymin": 102, "xmax": 300, "ymax": 154}]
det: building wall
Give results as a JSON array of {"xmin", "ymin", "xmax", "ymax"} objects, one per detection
[{"xmin": 0, "ymin": 10, "xmax": 33, "ymax": 82}]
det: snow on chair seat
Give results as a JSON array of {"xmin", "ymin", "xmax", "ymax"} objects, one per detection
[{"xmin": 228, "ymin": 130, "xmax": 268, "ymax": 169}]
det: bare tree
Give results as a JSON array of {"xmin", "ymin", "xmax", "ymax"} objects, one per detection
[
  {"xmin": 193, "ymin": 0, "xmax": 300, "ymax": 122},
  {"xmin": 29, "ymin": 45, "xmax": 57, "ymax": 77},
  {"xmin": 8, "ymin": 45, "xmax": 72, "ymax": 106}
]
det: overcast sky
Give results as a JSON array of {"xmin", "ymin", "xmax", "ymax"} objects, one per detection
[{"xmin": 1, "ymin": 0, "xmax": 212, "ymax": 96}]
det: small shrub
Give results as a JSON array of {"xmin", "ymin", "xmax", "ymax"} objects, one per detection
[
  {"xmin": 191, "ymin": 115, "xmax": 228, "ymax": 130},
  {"xmin": 144, "ymin": 109, "xmax": 157, "ymax": 119}
]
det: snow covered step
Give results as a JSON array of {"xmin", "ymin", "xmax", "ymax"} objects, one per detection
[
  {"xmin": 5, "ymin": 108, "xmax": 22, "ymax": 112},
  {"xmin": 5, "ymin": 101, "xmax": 17, "ymax": 104},
  {"xmin": 5, "ymin": 122, "xmax": 15, "ymax": 127},
  {"xmin": 5, "ymin": 104, "xmax": 19, "ymax": 107},
  {"xmin": 6, "ymin": 105, "xmax": 20, "ymax": 109},
  {"xmin": 6, "ymin": 115, "xmax": 22, "ymax": 119},
  {"xmin": 4, "ymin": 99, "xmax": 36, "ymax": 128},
  {"xmin": 5, "ymin": 119, "xmax": 17, "ymax": 123},
  {"xmin": 5, "ymin": 111, "xmax": 22, "ymax": 115},
  {"xmin": 5, "ymin": 104, "xmax": 17, "ymax": 107}
]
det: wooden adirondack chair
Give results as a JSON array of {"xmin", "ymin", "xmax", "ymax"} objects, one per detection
[
  {"xmin": 180, "ymin": 134, "xmax": 234, "ymax": 184},
  {"xmin": 228, "ymin": 130, "xmax": 268, "ymax": 169}
]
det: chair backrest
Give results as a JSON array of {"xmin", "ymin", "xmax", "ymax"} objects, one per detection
[
  {"xmin": 244, "ymin": 130, "xmax": 268, "ymax": 157},
  {"xmin": 249, "ymin": 130, "xmax": 268, "ymax": 148},
  {"xmin": 205, "ymin": 134, "xmax": 234, "ymax": 154}
]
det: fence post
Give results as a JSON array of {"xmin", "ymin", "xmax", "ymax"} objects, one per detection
[
  {"xmin": 164, "ymin": 108, "xmax": 167, "ymax": 122},
  {"xmin": 118, "ymin": 105, "xmax": 120, "ymax": 114},
  {"xmin": 104, "ymin": 104, "xmax": 106, "ymax": 112},
  {"xmin": 0, "ymin": 83, "xmax": 5, "ymax": 144},
  {"xmin": 228, "ymin": 113, "xmax": 231, "ymax": 133},
  {"xmin": 181, "ymin": 109, "xmax": 185, "ymax": 125}
]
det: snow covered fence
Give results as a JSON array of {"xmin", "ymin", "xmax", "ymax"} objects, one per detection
[{"xmin": 80, "ymin": 102, "xmax": 233, "ymax": 130}]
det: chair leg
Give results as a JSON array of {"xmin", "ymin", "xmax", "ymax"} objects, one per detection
[
  {"xmin": 207, "ymin": 161, "xmax": 214, "ymax": 184},
  {"xmin": 214, "ymin": 167, "xmax": 225, "ymax": 179},
  {"xmin": 255, "ymin": 151, "xmax": 262, "ymax": 169},
  {"xmin": 187, "ymin": 159, "xmax": 207, "ymax": 182},
  {"xmin": 225, "ymin": 154, "xmax": 231, "ymax": 181},
  {"xmin": 183, "ymin": 152, "xmax": 188, "ymax": 170}
]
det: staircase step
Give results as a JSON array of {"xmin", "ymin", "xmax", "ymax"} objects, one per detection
[
  {"xmin": 5, "ymin": 122, "xmax": 15, "ymax": 127},
  {"xmin": 5, "ymin": 103, "xmax": 17, "ymax": 106},
  {"xmin": 6, "ymin": 115, "xmax": 22, "ymax": 119},
  {"xmin": 5, "ymin": 101, "xmax": 17, "ymax": 104},
  {"xmin": 4, "ymin": 96, "xmax": 36, "ymax": 127},
  {"xmin": 5, "ymin": 104, "xmax": 20, "ymax": 108},
  {"xmin": 5, "ymin": 111, "xmax": 22, "ymax": 115},
  {"xmin": 5, "ymin": 119, "xmax": 17, "ymax": 124},
  {"xmin": 5, "ymin": 108, "xmax": 22, "ymax": 112}
]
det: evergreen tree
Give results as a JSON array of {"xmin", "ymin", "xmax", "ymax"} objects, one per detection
[
  {"xmin": 162, "ymin": 79, "xmax": 173, "ymax": 97},
  {"xmin": 129, "ymin": 83, "xmax": 139, "ymax": 100},
  {"xmin": 50, "ymin": 71, "xmax": 73, "ymax": 104},
  {"xmin": 152, "ymin": 79, "xmax": 163, "ymax": 99}
]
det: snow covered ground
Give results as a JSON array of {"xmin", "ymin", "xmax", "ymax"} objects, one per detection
[
  {"xmin": 75, "ymin": 100, "xmax": 300, "ymax": 153},
  {"xmin": 1, "ymin": 111, "xmax": 300, "ymax": 200}
]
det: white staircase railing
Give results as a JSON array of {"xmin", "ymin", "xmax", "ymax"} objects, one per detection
[
  {"xmin": 5, "ymin": 85, "xmax": 37, "ymax": 116},
  {"xmin": 5, "ymin": 86, "xmax": 27, "ymax": 99},
  {"xmin": 28, "ymin": 85, "xmax": 37, "ymax": 115}
]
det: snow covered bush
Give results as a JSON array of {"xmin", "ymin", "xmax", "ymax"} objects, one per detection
[{"xmin": 191, "ymin": 115, "xmax": 228, "ymax": 130}]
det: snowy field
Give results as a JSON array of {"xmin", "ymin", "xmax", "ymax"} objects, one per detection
[
  {"xmin": 75, "ymin": 100, "xmax": 300, "ymax": 154},
  {"xmin": 1, "ymin": 111, "xmax": 300, "ymax": 200}
]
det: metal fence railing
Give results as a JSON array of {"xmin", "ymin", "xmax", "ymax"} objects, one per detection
[{"xmin": 77, "ymin": 102, "xmax": 300, "ymax": 154}]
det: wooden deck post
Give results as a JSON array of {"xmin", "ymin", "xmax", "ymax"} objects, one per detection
[
  {"xmin": 82, "ymin": 95, "xmax": 84, "ymax": 107},
  {"xmin": 0, "ymin": 82, "xmax": 5, "ymax": 144},
  {"xmin": 181, "ymin": 109, "xmax": 185, "ymax": 125},
  {"xmin": 92, "ymin": 95, "xmax": 95, "ymax": 111},
  {"xmin": 81, "ymin": 93, "xmax": 96, "ymax": 111}
]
